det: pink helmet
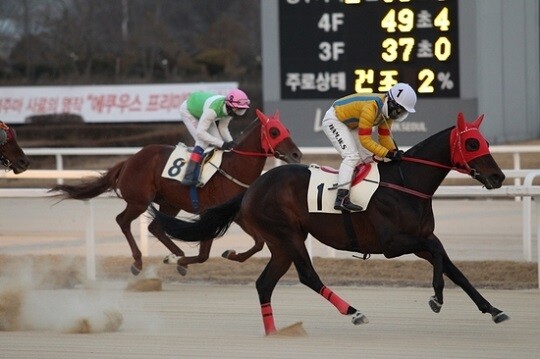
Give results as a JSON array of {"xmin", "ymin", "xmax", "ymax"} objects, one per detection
[{"xmin": 225, "ymin": 89, "xmax": 251, "ymax": 109}]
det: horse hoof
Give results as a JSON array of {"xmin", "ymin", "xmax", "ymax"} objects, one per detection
[
  {"xmin": 176, "ymin": 265, "xmax": 188, "ymax": 276},
  {"xmin": 163, "ymin": 254, "xmax": 179, "ymax": 264},
  {"xmin": 351, "ymin": 312, "xmax": 369, "ymax": 325},
  {"xmin": 130, "ymin": 264, "xmax": 141, "ymax": 276},
  {"xmin": 492, "ymin": 311, "xmax": 510, "ymax": 323},
  {"xmin": 222, "ymin": 250, "xmax": 236, "ymax": 259},
  {"xmin": 429, "ymin": 296, "xmax": 442, "ymax": 313}
]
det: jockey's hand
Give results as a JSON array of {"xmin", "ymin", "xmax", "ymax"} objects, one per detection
[
  {"xmin": 221, "ymin": 141, "xmax": 237, "ymax": 151},
  {"xmin": 385, "ymin": 149, "xmax": 404, "ymax": 161}
]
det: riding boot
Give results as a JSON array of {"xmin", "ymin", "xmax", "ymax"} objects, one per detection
[
  {"xmin": 334, "ymin": 189, "xmax": 363, "ymax": 212},
  {"xmin": 181, "ymin": 146, "xmax": 204, "ymax": 187}
]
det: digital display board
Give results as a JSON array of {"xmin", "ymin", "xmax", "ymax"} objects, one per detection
[{"xmin": 279, "ymin": 0, "xmax": 459, "ymax": 99}]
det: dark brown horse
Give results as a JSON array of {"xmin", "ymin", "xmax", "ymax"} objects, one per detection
[
  {"xmin": 0, "ymin": 121, "xmax": 30, "ymax": 174},
  {"xmin": 50, "ymin": 110, "xmax": 302, "ymax": 275},
  {"xmin": 150, "ymin": 113, "xmax": 509, "ymax": 335}
]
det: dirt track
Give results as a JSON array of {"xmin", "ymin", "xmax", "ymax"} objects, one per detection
[{"xmin": 1, "ymin": 282, "xmax": 539, "ymax": 359}]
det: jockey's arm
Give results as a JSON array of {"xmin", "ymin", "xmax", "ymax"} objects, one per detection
[
  {"xmin": 377, "ymin": 120, "xmax": 397, "ymax": 152},
  {"xmin": 358, "ymin": 107, "xmax": 392, "ymax": 158},
  {"xmin": 216, "ymin": 117, "xmax": 234, "ymax": 142},
  {"xmin": 196, "ymin": 109, "xmax": 226, "ymax": 147}
]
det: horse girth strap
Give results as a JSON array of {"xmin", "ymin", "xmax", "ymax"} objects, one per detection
[{"xmin": 340, "ymin": 211, "xmax": 369, "ymax": 259}]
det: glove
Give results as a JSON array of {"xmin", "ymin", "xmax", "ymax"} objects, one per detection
[
  {"xmin": 221, "ymin": 141, "xmax": 237, "ymax": 151},
  {"xmin": 385, "ymin": 149, "xmax": 404, "ymax": 161}
]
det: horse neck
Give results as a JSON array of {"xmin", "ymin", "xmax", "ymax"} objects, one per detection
[
  {"xmin": 224, "ymin": 120, "xmax": 267, "ymax": 177},
  {"xmin": 391, "ymin": 128, "xmax": 453, "ymax": 196}
]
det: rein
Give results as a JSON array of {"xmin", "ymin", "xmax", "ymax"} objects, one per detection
[
  {"xmin": 379, "ymin": 126, "xmax": 479, "ymax": 199},
  {"xmin": 230, "ymin": 119, "xmax": 278, "ymax": 158}
]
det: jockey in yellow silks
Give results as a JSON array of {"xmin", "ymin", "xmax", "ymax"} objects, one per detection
[{"xmin": 322, "ymin": 83, "xmax": 417, "ymax": 212}]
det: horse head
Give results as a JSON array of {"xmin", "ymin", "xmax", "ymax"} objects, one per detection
[
  {"xmin": 450, "ymin": 113, "xmax": 504, "ymax": 189},
  {"xmin": 255, "ymin": 109, "xmax": 302, "ymax": 163},
  {"xmin": 0, "ymin": 122, "xmax": 30, "ymax": 174}
]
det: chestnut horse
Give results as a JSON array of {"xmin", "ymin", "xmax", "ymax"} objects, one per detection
[
  {"xmin": 150, "ymin": 113, "xmax": 509, "ymax": 335},
  {"xmin": 0, "ymin": 121, "xmax": 30, "ymax": 174},
  {"xmin": 50, "ymin": 110, "xmax": 302, "ymax": 275}
]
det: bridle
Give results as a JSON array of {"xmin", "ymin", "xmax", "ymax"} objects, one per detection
[
  {"xmin": 231, "ymin": 116, "xmax": 291, "ymax": 161},
  {"xmin": 211, "ymin": 115, "xmax": 293, "ymax": 188},
  {"xmin": 379, "ymin": 123, "xmax": 490, "ymax": 199}
]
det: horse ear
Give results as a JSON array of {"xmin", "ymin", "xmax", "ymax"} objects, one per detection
[
  {"xmin": 273, "ymin": 110, "xmax": 280, "ymax": 121},
  {"xmin": 255, "ymin": 109, "xmax": 268, "ymax": 124},
  {"xmin": 472, "ymin": 114, "xmax": 484, "ymax": 128},
  {"xmin": 456, "ymin": 112, "xmax": 466, "ymax": 131}
]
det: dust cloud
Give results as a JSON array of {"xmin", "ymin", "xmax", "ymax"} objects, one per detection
[{"xmin": 0, "ymin": 257, "xmax": 123, "ymax": 333}]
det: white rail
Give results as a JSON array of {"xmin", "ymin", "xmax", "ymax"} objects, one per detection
[
  {"xmin": 21, "ymin": 144, "xmax": 540, "ymax": 174},
  {"xmin": 3, "ymin": 145, "xmax": 540, "ymax": 284},
  {"xmin": 2, "ymin": 174, "xmax": 540, "ymax": 286}
]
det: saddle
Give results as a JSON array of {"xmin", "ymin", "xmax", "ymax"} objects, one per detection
[
  {"xmin": 161, "ymin": 143, "xmax": 223, "ymax": 186},
  {"xmin": 307, "ymin": 163, "xmax": 380, "ymax": 214}
]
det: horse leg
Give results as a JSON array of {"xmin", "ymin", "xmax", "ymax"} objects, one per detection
[
  {"xmin": 284, "ymin": 237, "xmax": 369, "ymax": 326},
  {"xmin": 255, "ymin": 244, "xmax": 294, "ymax": 335},
  {"xmin": 147, "ymin": 203, "xmax": 188, "ymax": 275},
  {"xmin": 434, "ymin": 252, "xmax": 509, "ymax": 323},
  {"xmin": 176, "ymin": 239, "xmax": 213, "ymax": 267},
  {"xmin": 414, "ymin": 235, "xmax": 509, "ymax": 323},
  {"xmin": 116, "ymin": 204, "xmax": 147, "ymax": 275},
  {"xmin": 383, "ymin": 234, "xmax": 447, "ymax": 314},
  {"xmin": 222, "ymin": 233, "xmax": 264, "ymax": 262}
]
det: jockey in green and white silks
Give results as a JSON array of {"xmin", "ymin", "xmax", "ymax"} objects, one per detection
[
  {"xmin": 322, "ymin": 83, "xmax": 417, "ymax": 212},
  {"xmin": 179, "ymin": 89, "xmax": 251, "ymax": 186}
]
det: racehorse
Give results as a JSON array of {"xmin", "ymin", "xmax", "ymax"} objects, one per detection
[
  {"xmin": 0, "ymin": 121, "xmax": 30, "ymax": 174},
  {"xmin": 50, "ymin": 110, "xmax": 302, "ymax": 276},
  {"xmin": 149, "ymin": 113, "xmax": 509, "ymax": 335}
]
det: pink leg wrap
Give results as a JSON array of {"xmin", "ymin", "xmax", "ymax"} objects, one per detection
[
  {"xmin": 260, "ymin": 303, "xmax": 277, "ymax": 335},
  {"xmin": 319, "ymin": 286, "xmax": 350, "ymax": 315}
]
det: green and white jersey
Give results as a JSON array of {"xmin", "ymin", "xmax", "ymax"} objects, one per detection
[{"xmin": 186, "ymin": 92, "xmax": 228, "ymax": 119}]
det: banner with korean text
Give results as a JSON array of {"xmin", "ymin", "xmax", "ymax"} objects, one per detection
[{"xmin": 0, "ymin": 82, "xmax": 237, "ymax": 124}]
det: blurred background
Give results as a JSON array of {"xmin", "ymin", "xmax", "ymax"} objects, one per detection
[{"xmin": 0, "ymin": 0, "xmax": 261, "ymax": 147}]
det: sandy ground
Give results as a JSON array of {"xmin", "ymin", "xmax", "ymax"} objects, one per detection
[{"xmin": 1, "ymin": 282, "xmax": 539, "ymax": 359}]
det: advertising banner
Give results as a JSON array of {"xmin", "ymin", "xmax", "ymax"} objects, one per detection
[{"xmin": 0, "ymin": 82, "xmax": 237, "ymax": 124}]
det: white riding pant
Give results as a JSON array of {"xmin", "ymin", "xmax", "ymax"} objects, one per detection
[
  {"xmin": 322, "ymin": 107, "xmax": 373, "ymax": 189},
  {"xmin": 180, "ymin": 102, "xmax": 223, "ymax": 149}
]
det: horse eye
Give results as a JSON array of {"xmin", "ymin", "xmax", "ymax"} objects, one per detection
[
  {"xmin": 269, "ymin": 128, "xmax": 280, "ymax": 139},
  {"xmin": 465, "ymin": 138, "xmax": 480, "ymax": 151}
]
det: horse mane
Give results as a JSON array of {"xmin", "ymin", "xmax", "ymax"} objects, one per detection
[
  {"xmin": 404, "ymin": 125, "xmax": 453, "ymax": 158},
  {"xmin": 233, "ymin": 118, "xmax": 260, "ymax": 144}
]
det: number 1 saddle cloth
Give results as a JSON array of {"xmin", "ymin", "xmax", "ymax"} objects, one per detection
[{"xmin": 307, "ymin": 163, "xmax": 380, "ymax": 214}]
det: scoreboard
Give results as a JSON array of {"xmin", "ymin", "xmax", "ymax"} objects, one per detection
[{"xmin": 279, "ymin": 0, "xmax": 459, "ymax": 99}]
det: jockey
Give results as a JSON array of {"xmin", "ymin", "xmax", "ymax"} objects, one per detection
[
  {"xmin": 322, "ymin": 82, "xmax": 417, "ymax": 212},
  {"xmin": 180, "ymin": 88, "xmax": 251, "ymax": 186}
]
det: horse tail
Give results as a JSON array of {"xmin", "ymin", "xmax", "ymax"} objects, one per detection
[
  {"xmin": 49, "ymin": 161, "xmax": 125, "ymax": 200},
  {"xmin": 149, "ymin": 191, "xmax": 245, "ymax": 242}
]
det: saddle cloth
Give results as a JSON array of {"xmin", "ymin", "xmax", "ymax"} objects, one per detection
[
  {"xmin": 161, "ymin": 143, "xmax": 223, "ymax": 186},
  {"xmin": 307, "ymin": 163, "xmax": 380, "ymax": 214}
]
